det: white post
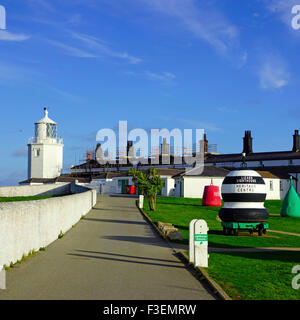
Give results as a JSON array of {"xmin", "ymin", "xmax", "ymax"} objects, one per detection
[
  {"xmin": 194, "ymin": 219, "xmax": 209, "ymax": 268},
  {"xmin": 139, "ymin": 195, "xmax": 144, "ymax": 209},
  {"xmin": 0, "ymin": 267, "xmax": 6, "ymax": 290},
  {"xmin": 189, "ymin": 219, "xmax": 198, "ymax": 263}
]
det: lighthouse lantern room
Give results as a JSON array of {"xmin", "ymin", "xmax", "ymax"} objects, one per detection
[{"xmin": 28, "ymin": 108, "xmax": 63, "ymax": 179}]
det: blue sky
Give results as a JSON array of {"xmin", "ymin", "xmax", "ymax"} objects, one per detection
[{"xmin": 0, "ymin": 0, "xmax": 300, "ymax": 185}]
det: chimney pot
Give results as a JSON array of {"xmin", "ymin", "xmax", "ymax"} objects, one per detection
[
  {"xmin": 243, "ymin": 130, "xmax": 253, "ymax": 154},
  {"xmin": 293, "ymin": 130, "xmax": 300, "ymax": 152}
]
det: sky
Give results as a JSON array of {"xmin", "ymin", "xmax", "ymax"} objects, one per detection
[{"xmin": 0, "ymin": 0, "xmax": 300, "ymax": 185}]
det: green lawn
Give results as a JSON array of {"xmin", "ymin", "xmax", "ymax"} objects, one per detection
[
  {"xmin": 206, "ymin": 251, "xmax": 300, "ymax": 300},
  {"xmin": 143, "ymin": 197, "xmax": 300, "ymax": 248},
  {"xmin": 143, "ymin": 196, "xmax": 300, "ymax": 300},
  {"xmin": 0, "ymin": 195, "xmax": 67, "ymax": 202}
]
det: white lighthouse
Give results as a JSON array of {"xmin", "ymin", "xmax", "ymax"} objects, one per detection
[{"xmin": 28, "ymin": 108, "xmax": 64, "ymax": 179}]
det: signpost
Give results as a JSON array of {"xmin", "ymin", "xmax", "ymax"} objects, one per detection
[
  {"xmin": 139, "ymin": 195, "xmax": 144, "ymax": 209},
  {"xmin": 189, "ymin": 219, "xmax": 198, "ymax": 264},
  {"xmin": 189, "ymin": 219, "xmax": 209, "ymax": 268}
]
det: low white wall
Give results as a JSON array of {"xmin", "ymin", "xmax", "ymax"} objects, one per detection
[
  {"xmin": 0, "ymin": 183, "xmax": 70, "ymax": 197},
  {"xmin": 0, "ymin": 183, "xmax": 97, "ymax": 268}
]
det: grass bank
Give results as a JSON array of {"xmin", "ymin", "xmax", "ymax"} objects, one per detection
[
  {"xmin": 0, "ymin": 195, "xmax": 68, "ymax": 202},
  {"xmin": 206, "ymin": 251, "xmax": 300, "ymax": 300},
  {"xmin": 143, "ymin": 197, "xmax": 300, "ymax": 248}
]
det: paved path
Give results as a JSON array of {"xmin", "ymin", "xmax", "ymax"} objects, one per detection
[{"xmin": 0, "ymin": 195, "xmax": 214, "ymax": 300}]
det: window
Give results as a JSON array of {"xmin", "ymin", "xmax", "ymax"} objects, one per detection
[
  {"xmin": 289, "ymin": 159, "xmax": 293, "ymax": 165},
  {"xmin": 46, "ymin": 124, "xmax": 57, "ymax": 138},
  {"xmin": 280, "ymin": 181, "xmax": 283, "ymax": 191},
  {"xmin": 34, "ymin": 148, "xmax": 40, "ymax": 157},
  {"xmin": 270, "ymin": 180, "xmax": 273, "ymax": 191}
]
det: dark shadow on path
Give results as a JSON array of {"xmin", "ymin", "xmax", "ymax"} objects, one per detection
[
  {"xmin": 84, "ymin": 218, "xmax": 148, "ymax": 226},
  {"xmin": 75, "ymin": 250, "xmax": 181, "ymax": 264},
  {"xmin": 101, "ymin": 235, "xmax": 170, "ymax": 248},
  {"xmin": 68, "ymin": 253, "xmax": 184, "ymax": 269}
]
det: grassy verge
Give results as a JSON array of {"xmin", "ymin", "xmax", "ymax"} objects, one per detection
[
  {"xmin": 206, "ymin": 251, "xmax": 300, "ymax": 300},
  {"xmin": 0, "ymin": 194, "xmax": 68, "ymax": 202},
  {"xmin": 143, "ymin": 197, "xmax": 300, "ymax": 248},
  {"xmin": 143, "ymin": 197, "xmax": 300, "ymax": 300}
]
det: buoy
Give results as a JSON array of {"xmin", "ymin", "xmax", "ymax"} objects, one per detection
[
  {"xmin": 219, "ymin": 170, "xmax": 269, "ymax": 222},
  {"xmin": 202, "ymin": 179, "xmax": 222, "ymax": 207},
  {"xmin": 281, "ymin": 177, "xmax": 300, "ymax": 217},
  {"xmin": 129, "ymin": 185, "xmax": 136, "ymax": 195}
]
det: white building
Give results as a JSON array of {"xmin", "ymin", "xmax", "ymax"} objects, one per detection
[
  {"xmin": 173, "ymin": 166, "xmax": 291, "ymax": 200},
  {"xmin": 28, "ymin": 108, "xmax": 63, "ymax": 180}
]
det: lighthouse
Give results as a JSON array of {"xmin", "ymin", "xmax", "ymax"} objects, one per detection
[{"xmin": 28, "ymin": 108, "xmax": 64, "ymax": 179}]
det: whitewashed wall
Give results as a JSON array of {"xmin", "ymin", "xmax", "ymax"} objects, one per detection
[
  {"xmin": 161, "ymin": 177, "xmax": 176, "ymax": 197},
  {"xmin": 182, "ymin": 177, "xmax": 224, "ymax": 199},
  {"xmin": 0, "ymin": 183, "xmax": 70, "ymax": 197},
  {"xmin": 173, "ymin": 177, "xmax": 290, "ymax": 200},
  {"xmin": 0, "ymin": 183, "xmax": 96, "ymax": 269}
]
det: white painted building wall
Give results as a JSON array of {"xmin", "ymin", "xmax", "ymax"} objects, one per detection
[
  {"xmin": 161, "ymin": 176, "xmax": 176, "ymax": 197},
  {"xmin": 174, "ymin": 176, "xmax": 290, "ymax": 200},
  {"xmin": 28, "ymin": 108, "xmax": 64, "ymax": 179}
]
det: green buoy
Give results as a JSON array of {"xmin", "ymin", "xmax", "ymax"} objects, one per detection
[{"xmin": 280, "ymin": 177, "xmax": 300, "ymax": 218}]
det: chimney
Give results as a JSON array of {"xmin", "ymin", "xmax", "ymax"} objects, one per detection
[
  {"xmin": 243, "ymin": 130, "xmax": 253, "ymax": 154},
  {"xmin": 293, "ymin": 130, "xmax": 300, "ymax": 152},
  {"xmin": 127, "ymin": 141, "xmax": 134, "ymax": 158},
  {"xmin": 200, "ymin": 134, "xmax": 208, "ymax": 154}
]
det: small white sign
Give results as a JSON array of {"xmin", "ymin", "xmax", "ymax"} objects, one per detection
[{"xmin": 189, "ymin": 219, "xmax": 209, "ymax": 268}]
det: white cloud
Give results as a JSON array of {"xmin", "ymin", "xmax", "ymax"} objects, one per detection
[
  {"xmin": 140, "ymin": 0, "xmax": 239, "ymax": 54},
  {"xmin": 46, "ymin": 39, "xmax": 98, "ymax": 58},
  {"xmin": 144, "ymin": 71, "xmax": 176, "ymax": 82},
  {"xmin": 264, "ymin": 0, "xmax": 299, "ymax": 28},
  {"xmin": 70, "ymin": 31, "xmax": 142, "ymax": 64},
  {"xmin": 0, "ymin": 30, "xmax": 30, "ymax": 41},
  {"xmin": 258, "ymin": 55, "xmax": 289, "ymax": 90}
]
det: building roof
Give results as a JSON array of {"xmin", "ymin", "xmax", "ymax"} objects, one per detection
[
  {"xmin": 172, "ymin": 166, "xmax": 291, "ymax": 180},
  {"xmin": 91, "ymin": 168, "xmax": 185, "ymax": 180},
  {"xmin": 35, "ymin": 108, "xmax": 57, "ymax": 125},
  {"xmin": 173, "ymin": 166, "xmax": 229, "ymax": 178},
  {"xmin": 206, "ymin": 150, "xmax": 300, "ymax": 163}
]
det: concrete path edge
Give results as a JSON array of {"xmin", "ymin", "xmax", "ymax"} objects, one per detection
[{"xmin": 136, "ymin": 200, "xmax": 230, "ymax": 301}]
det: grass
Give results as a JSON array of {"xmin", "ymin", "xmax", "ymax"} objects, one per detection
[
  {"xmin": 3, "ymin": 250, "xmax": 39, "ymax": 271},
  {"xmin": 0, "ymin": 194, "xmax": 68, "ymax": 203},
  {"xmin": 143, "ymin": 197, "xmax": 300, "ymax": 248},
  {"xmin": 143, "ymin": 196, "xmax": 300, "ymax": 300},
  {"xmin": 265, "ymin": 200, "xmax": 300, "ymax": 234},
  {"xmin": 58, "ymin": 230, "xmax": 64, "ymax": 239},
  {"xmin": 206, "ymin": 251, "xmax": 300, "ymax": 300}
]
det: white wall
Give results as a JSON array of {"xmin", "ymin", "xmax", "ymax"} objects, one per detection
[
  {"xmin": 0, "ymin": 183, "xmax": 96, "ymax": 269},
  {"xmin": 87, "ymin": 179, "xmax": 115, "ymax": 194},
  {"xmin": 28, "ymin": 143, "xmax": 63, "ymax": 179},
  {"xmin": 173, "ymin": 176, "xmax": 290, "ymax": 200},
  {"xmin": 182, "ymin": 177, "xmax": 224, "ymax": 199},
  {"xmin": 0, "ymin": 183, "xmax": 70, "ymax": 197},
  {"xmin": 161, "ymin": 177, "xmax": 176, "ymax": 196}
]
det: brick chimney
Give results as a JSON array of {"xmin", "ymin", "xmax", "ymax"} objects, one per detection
[
  {"xmin": 243, "ymin": 130, "xmax": 253, "ymax": 154},
  {"xmin": 293, "ymin": 130, "xmax": 300, "ymax": 152},
  {"xmin": 200, "ymin": 134, "xmax": 208, "ymax": 154}
]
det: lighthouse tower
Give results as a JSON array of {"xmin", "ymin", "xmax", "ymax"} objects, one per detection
[{"xmin": 28, "ymin": 108, "xmax": 64, "ymax": 179}]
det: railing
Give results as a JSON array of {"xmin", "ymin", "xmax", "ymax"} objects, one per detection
[{"xmin": 28, "ymin": 137, "xmax": 63, "ymax": 144}]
